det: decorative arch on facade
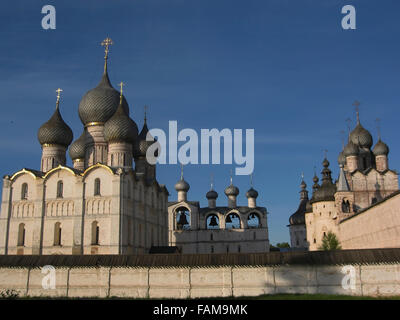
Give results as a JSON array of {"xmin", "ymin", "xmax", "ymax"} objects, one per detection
[
  {"xmin": 10, "ymin": 169, "xmax": 39, "ymax": 181},
  {"xmin": 82, "ymin": 163, "xmax": 114, "ymax": 177},
  {"xmin": 44, "ymin": 165, "xmax": 77, "ymax": 180}
]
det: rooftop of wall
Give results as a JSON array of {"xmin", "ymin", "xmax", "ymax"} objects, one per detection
[
  {"xmin": 1, "ymin": 248, "xmax": 400, "ymax": 268},
  {"xmin": 340, "ymin": 190, "xmax": 400, "ymax": 224}
]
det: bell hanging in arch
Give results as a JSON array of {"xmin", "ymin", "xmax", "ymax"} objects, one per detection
[
  {"xmin": 209, "ymin": 215, "xmax": 218, "ymax": 227},
  {"xmin": 178, "ymin": 212, "xmax": 189, "ymax": 226},
  {"xmin": 226, "ymin": 214, "xmax": 232, "ymax": 223}
]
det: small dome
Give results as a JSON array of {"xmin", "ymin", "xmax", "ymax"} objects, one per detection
[
  {"xmin": 78, "ymin": 72, "xmax": 130, "ymax": 126},
  {"xmin": 289, "ymin": 201, "xmax": 307, "ymax": 225},
  {"xmin": 104, "ymin": 103, "xmax": 138, "ymax": 144},
  {"xmin": 175, "ymin": 178, "xmax": 190, "ymax": 192},
  {"xmin": 338, "ymin": 151, "xmax": 346, "ymax": 166},
  {"xmin": 343, "ymin": 140, "xmax": 359, "ymax": 156},
  {"xmin": 225, "ymin": 184, "xmax": 239, "ymax": 197},
  {"xmin": 350, "ymin": 123, "xmax": 373, "ymax": 149},
  {"xmin": 133, "ymin": 120, "xmax": 157, "ymax": 158},
  {"xmin": 206, "ymin": 190, "xmax": 218, "ymax": 199},
  {"xmin": 246, "ymin": 187, "xmax": 258, "ymax": 199},
  {"xmin": 313, "ymin": 174, "xmax": 319, "ymax": 184},
  {"xmin": 373, "ymin": 139, "xmax": 389, "ymax": 156},
  {"xmin": 69, "ymin": 131, "xmax": 85, "ymax": 160},
  {"xmin": 38, "ymin": 106, "xmax": 73, "ymax": 147}
]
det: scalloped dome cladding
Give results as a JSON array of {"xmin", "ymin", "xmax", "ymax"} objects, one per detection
[
  {"xmin": 69, "ymin": 131, "xmax": 86, "ymax": 160},
  {"xmin": 373, "ymin": 139, "xmax": 389, "ymax": 156},
  {"xmin": 38, "ymin": 108, "xmax": 73, "ymax": 147},
  {"xmin": 225, "ymin": 185, "xmax": 239, "ymax": 196},
  {"xmin": 78, "ymin": 73, "xmax": 130, "ymax": 125},
  {"xmin": 175, "ymin": 179, "xmax": 190, "ymax": 192},
  {"xmin": 246, "ymin": 188, "xmax": 258, "ymax": 198},
  {"xmin": 350, "ymin": 124, "xmax": 373, "ymax": 148},
  {"xmin": 343, "ymin": 140, "xmax": 359, "ymax": 156},
  {"xmin": 104, "ymin": 105, "xmax": 138, "ymax": 143},
  {"xmin": 206, "ymin": 190, "xmax": 218, "ymax": 199}
]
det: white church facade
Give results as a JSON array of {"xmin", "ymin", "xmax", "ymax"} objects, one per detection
[{"xmin": 0, "ymin": 39, "xmax": 169, "ymax": 255}]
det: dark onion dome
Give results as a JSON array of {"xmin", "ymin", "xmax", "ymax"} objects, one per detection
[
  {"xmin": 246, "ymin": 187, "xmax": 258, "ymax": 199},
  {"xmin": 349, "ymin": 123, "xmax": 373, "ymax": 149},
  {"xmin": 289, "ymin": 179, "xmax": 309, "ymax": 225},
  {"xmin": 289, "ymin": 199, "xmax": 307, "ymax": 225},
  {"xmin": 69, "ymin": 131, "xmax": 85, "ymax": 160},
  {"xmin": 78, "ymin": 71, "xmax": 130, "ymax": 126},
  {"xmin": 175, "ymin": 178, "xmax": 190, "ymax": 192},
  {"xmin": 338, "ymin": 150, "xmax": 346, "ymax": 166},
  {"xmin": 343, "ymin": 140, "xmax": 359, "ymax": 157},
  {"xmin": 305, "ymin": 200, "xmax": 313, "ymax": 213},
  {"xmin": 133, "ymin": 119, "xmax": 157, "ymax": 158},
  {"xmin": 310, "ymin": 158, "xmax": 337, "ymax": 203},
  {"xmin": 104, "ymin": 101, "xmax": 138, "ymax": 144},
  {"xmin": 373, "ymin": 139, "xmax": 389, "ymax": 156},
  {"xmin": 38, "ymin": 104, "xmax": 73, "ymax": 147},
  {"xmin": 206, "ymin": 189, "xmax": 218, "ymax": 199},
  {"xmin": 225, "ymin": 184, "xmax": 239, "ymax": 196}
]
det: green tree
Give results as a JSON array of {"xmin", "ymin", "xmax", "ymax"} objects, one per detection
[
  {"xmin": 318, "ymin": 231, "xmax": 342, "ymax": 251},
  {"xmin": 276, "ymin": 242, "xmax": 290, "ymax": 249}
]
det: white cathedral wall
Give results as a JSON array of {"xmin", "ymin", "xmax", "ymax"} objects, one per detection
[{"xmin": 0, "ymin": 165, "xmax": 169, "ymax": 255}]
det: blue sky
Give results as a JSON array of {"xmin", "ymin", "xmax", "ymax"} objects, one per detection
[{"xmin": 1, "ymin": 0, "xmax": 400, "ymax": 244}]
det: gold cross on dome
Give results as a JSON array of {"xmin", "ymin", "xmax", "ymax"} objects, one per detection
[
  {"xmin": 101, "ymin": 37, "xmax": 113, "ymax": 59},
  {"xmin": 119, "ymin": 81, "xmax": 124, "ymax": 94},
  {"xmin": 56, "ymin": 88, "xmax": 63, "ymax": 103}
]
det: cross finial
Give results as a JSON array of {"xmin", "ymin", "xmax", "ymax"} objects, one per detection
[
  {"xmin": 250, "ymin": 173, "xmax": 254, "ymax": 187},
  {"xmin": 323, "ymin": 149, "xmax": 328, "ymax": 159},
  {"xmin": 118, "ymin": 81, "xmax": 124, "ymax": 104},
  {"xmin": 375, "ymin": 118, "xmax": 381, "ymax": 140},
  {"xmin": 101, "ymin": 37, "xmax": 113, "ymax": 73},
  {"xmin": 313, "ymin": 165, "xmax": 316, "ymax": 176},
  {"xmin": 353, "ymin": 100, "xmax": 360, "ymax": 124},
  {"xmin": 210, "ymin": 173, "xmax": 214, "ymax": 190},
  {"xmin": 55, "ymin": 88, "xmax": 63, "ymax": 108},
  {"xmin": 301, "ymin": 172, "xmax": 304, "ymax": 181},
  {"xmin": 56, "ymin": 88, "xmax": 63, "ymax": 102},
  {"xmin": 230, "ymin": 169, "xmax": 233, "ymax": 185}
]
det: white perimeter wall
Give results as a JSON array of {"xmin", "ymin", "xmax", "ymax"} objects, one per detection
[{"xmin": 0, "ymin": 264, "xmax": 400, "ymax": 298}]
